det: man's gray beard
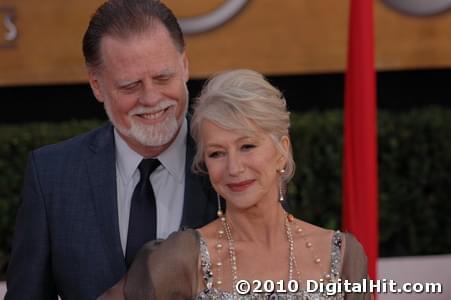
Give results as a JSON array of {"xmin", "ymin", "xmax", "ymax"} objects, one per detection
[
  {"xmin": 126, "ymin": 113, "xmax": 180, "ymax": 146},
  {"xmin": 104, "ymin": 99, "xmax": 187, "ymax": 147}
]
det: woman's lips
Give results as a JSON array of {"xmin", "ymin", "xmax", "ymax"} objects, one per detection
[{"xmin": 226, "ymin": 179, "xmax": 255, "ymax": 192}]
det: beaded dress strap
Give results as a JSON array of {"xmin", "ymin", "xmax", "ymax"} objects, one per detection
[
  {"xmin": 199, "ymin": 237, "xmax": 214, "ymax": 291},
  {"xmin": 329, "ymin": 230, "xmax": 343, "ymax": 280}
]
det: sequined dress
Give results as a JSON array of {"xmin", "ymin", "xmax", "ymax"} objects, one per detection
[
  {"xmin": 196, "ymin": 231, "xmax": 345, "ymax": 300},
  {"xmin": 98, "ymin": 229, "xmax": 369, "ymax": 300}
]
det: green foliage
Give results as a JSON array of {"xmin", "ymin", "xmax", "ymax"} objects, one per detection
[
  {"xmin": 377, "ymin": 109, "xmax": 451, "ymax": 256},
  {"xmin": 287, "ymin": 107, "xmax": 451, "ymax": 257},
  {"xmin": 0, "ymin": 108, "xmax": 450, "ymax": 279},
  {"xmin": 288, "ymin": 111, "xmax": 343, "ymax": 230}
]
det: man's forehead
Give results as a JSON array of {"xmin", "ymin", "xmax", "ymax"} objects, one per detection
[
  {"xmin": 101, "ymin": 20, "xmax": 174, "ymax": 48},
  {"xmin": 99, "ymin": 28, "xmax": 181, "ymax": 63}
]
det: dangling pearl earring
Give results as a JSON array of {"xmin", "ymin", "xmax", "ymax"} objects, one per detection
[
  {"xmin": 217, "ymin": 193, "xmax": 224, "ymax": 217},
  {"xmin": 277, "ymin": 169, "xmax": 286, "ymax": 202}
]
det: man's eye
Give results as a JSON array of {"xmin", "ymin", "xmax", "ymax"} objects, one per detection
[
  {"xmin": 155, "ymin": 75, "xmax": 171, "ymax": 83},
  {"xmin": 121, "ymin": 82, "xmax": 139, "ymax": 91}
]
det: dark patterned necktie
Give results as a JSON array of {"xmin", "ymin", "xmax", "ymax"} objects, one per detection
[{"xmin": 125, "ymin": 158, "xmax": 160, "ymax": 268}]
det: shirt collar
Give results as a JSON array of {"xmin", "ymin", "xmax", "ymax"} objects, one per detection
[
  {"xmin": 114, "ymin": 130, "xmax": 142, "ymax": 185},
  {"xmin": 157, "ymin": 118, "xmax": 187, "ymax": 183},
  {"xmin": 114, "ymin": 118, "xmax": 187, "ymax": 184}
]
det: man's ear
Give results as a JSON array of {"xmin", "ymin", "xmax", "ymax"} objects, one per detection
[
  {"xmin": 181, "ymin": 52, "xmax": 189, "ymax": 83},
  {"xmin": 88, "ymin": 70, "xmax": 104, "ymax": 103}
]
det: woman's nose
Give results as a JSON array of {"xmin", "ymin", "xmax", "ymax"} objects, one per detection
[{"xmin": 227, "ymin": 153, "xmax": 245, "ymax": 176}]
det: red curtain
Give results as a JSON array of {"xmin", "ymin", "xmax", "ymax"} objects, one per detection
[{"xmin": 343, "ymin": 0, "xmax": 378, "ymax": 280}]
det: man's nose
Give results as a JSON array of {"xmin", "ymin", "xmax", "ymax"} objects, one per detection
[{"xmin": 139, "ymin": 83, "xmax": 163, "ymax": 106}]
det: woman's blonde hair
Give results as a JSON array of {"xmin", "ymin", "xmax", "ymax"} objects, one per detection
[{"xmin": 190, "ymin": 69, "xmax": 295, "ymax": 186}]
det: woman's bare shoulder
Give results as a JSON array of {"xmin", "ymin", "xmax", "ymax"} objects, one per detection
[
  {"xmin": 293, "ymin": 218, "xmax": 335, "ymax": 239},
  {"xmin": 290, "ymin": 218, "xmax": 338, "ymax": 256},
  {"xmin": 197, "ymin": 219, "xmax": 221, "ymax": 243}
]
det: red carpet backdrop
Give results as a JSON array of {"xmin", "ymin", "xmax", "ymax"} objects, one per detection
[{"xmin": 343, "ymin": 0, "xmax": 379, "ymax": 280}]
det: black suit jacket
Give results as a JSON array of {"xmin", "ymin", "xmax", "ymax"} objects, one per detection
[{"xmin": 6, "ymin": 122, "xmax": 217, "ymax": 300}]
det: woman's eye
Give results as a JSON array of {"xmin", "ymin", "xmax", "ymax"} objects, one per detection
[
  {"xmin": 207, "ymin": 151, "xmax": 223, "ymax": 158},
  {"xmin": 241, "ymin": 144, "xmax": 256, "ymax": 151}
]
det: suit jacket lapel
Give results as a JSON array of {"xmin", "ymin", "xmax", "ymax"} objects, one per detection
[
  {"xmin": 86, "ymin": 123, "xmax": 126, "ymax": 275},
  {"xmin": 85, "ymin": 121, "xmax": 216, "ymax": 258},
  {"xmin": 180, "ymin": 131, "xmax": 217, "ymax": 229}
]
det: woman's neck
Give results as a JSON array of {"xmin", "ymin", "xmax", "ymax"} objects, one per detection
[{"xmin": 224, "ymin": 203, "xmax": 287, "ymax": 248}]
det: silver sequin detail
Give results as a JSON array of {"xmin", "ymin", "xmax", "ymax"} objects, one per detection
[{"xmin": 196, "ymin": 231, "xmax": 344, "ymax": 300}]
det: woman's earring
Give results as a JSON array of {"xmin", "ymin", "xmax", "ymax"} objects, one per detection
[
  {"xmin": 277, "ymin": 169, "xmax": 285, "ymax": 202},
  {"xmin": 217, "ymin": 193, "xmax": 224, "ymax": 217},
  {"xmin": 279, "ymin": 183, "xmax": 284, "ymax": 202}
]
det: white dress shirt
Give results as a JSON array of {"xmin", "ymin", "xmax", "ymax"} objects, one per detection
[{"xmin": 114, "ymin": 119, "xmax": 187, "ymax": 255}]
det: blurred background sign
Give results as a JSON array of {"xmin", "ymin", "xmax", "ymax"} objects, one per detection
[
  {"xmin": 381, "ymin": 0, "xmax": 451, "ymax": 16},
  {"xmin": 0, "ymin": 5, "xmax": 17, "ymax": 48},
  {"xmin": 2, "ymin": 0, "xmax": 451, "ymax": 86}
]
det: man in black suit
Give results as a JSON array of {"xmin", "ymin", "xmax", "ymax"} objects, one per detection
[{"xmin": 6, "ymin": 1, "xmax": 217, "ymax": 299}]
